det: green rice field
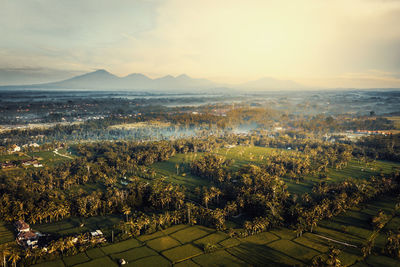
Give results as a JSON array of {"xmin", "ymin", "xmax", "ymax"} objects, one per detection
[
  {"xmin": 150, "ymin": 145, "xmax": 400, "ymax": 196},
  {"xmin": 4, "ymin": 145, "xmax": 400, "ymax": 266},
  {"xmin": 0, "ymin": 221, "xmax": 14, "ymax": 244},
  {"xmin": 28, "ymin": 193, "xmax": 400, "ymax": 266}
]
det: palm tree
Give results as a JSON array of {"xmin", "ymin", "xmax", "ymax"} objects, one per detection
[
  {"xmin": 203, "ymin": 193, "xmax": 210, "ymax": 209},
  {"xmin": 186, "ymin": 202, "xmax": 196, "ymax": 225},
  {"xmin": 7, "ymin": 250, "xmax": 20, "ymax": 267},
  {"xmin": 24, "ymin": 249, "xmax": 33, "ymax": 262},
  {"xmin": 0, "ymin": 245, "xmax": 10, "ymax": 267},
  {"xmin": 325, "ymin": 248, "xmax": 342, "ymax": 267},
  {"xmin": 122, "ymin": 206, "xmax": 131, "ymax": 222}
]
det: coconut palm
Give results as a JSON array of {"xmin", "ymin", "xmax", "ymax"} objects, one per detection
[
  {"xmin": 122, "ymin": 205, "xmax": 131, "ymax": 222},
  {"xmin": 7, "ymin": 250, "xmax": 20, "ymax": 267},
  {"xmin": 0, "ymin": 245, "xmax": 11, "ymax": 267}
]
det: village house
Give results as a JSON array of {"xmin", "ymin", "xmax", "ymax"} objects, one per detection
[
  {"xmin": 14, "ymin": 220, "xmax": 39, "ymax": 248},
  {"xmin": 10, "ymin": 144, "xmax": 21, "ymax": 153},
  {"xmin": 22, "ymin": 143, "xmax": 40, "ymax": 148},
  {"xmin": 30, "ymin": 143, "xmax": 40, "ymax": 148},
  {"xmin": 90, "ymin": 230, "xmax": 106, "ymax": 243},
  {"xmin": 15, "ymin": 220, "xmax": 30, "ymax": 232},
  {"xmin": 21, "ymin": 158, "xmax": 43, "ymax": 168},
  {"xmin": 0, "ymin": 162, "xmax": 17, "ymax": 169}
]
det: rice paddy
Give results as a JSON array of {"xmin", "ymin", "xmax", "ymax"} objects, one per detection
[{"xmin": 30, "ymin": 192, "xmax": 400, "ymax": 266}]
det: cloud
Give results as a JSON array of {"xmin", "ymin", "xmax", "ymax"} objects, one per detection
[{"xmin": 0, "ymin": 0, "xmax": 399, "ymax": 88}]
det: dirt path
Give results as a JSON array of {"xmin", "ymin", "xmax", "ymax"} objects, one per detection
[
  {"xmin": 53, "ymin": 149, "xmax": 73, "ymax": 159},
  {"xmin": 314, "ymin": 234, "xmax": 358, "ymax": 248}
]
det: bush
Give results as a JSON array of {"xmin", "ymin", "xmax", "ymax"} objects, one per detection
[{"xmin": 204, "ymin": 243, "xmax": 218, "ymax": 253}]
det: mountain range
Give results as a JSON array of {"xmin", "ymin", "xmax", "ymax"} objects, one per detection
[{"xmin": 0, "ymin": 69, "xmax": 304, "ymax": 91}]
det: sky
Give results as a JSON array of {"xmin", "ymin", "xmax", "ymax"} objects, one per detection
[{"xmin": 1, "ymin": 0, "xmax": 400, "ymax": 88}]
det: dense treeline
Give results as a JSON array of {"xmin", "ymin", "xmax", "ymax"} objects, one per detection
[
  {"xmin": 291, "ymin": 175, "xmax": 399, "ymax": 236},
  {"xmin": 255, "ymin": 135, "xmax": 354, "ymax": 170},
  {"xmin": 189, "ymin": 141, "xmax": 356, "ymax": 233},
  {"xmin": 0, "ymin": 137, "xmax": 241, "ymax": 224},
  {"xmin": 355, "ymin": 133, "xmax": 400, "ymax": 162},
  {"xmin": 190, "ymin": 154, "xmax": 232, "ymax": 183},
  {"xmin": 290, "ymin": 115, "xmax": 395, "ymax": 133},
  {"xmin": 1, "ymin": 101, "xmax": 396, "ymax": 147}
]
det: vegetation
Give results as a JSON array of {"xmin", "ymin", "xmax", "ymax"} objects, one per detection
[{"xmin": 1, "ymin": 91, "xmax": 400, "ymax": 266}]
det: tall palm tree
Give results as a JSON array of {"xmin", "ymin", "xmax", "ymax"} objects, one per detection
[
  {"xmin": 186, "ymin": 203, "xmax": 196, "ymax": 225},
  {"xmin": 122, "ymin": 206, "xmax": 131, "ymax": 222},
  {"xmin": 0, "ymin": 245, "xmax": 11, "ymax": 267},
  {"xmin": 7, "ymin": 250, "xmax": 20, "ymax": 267}
]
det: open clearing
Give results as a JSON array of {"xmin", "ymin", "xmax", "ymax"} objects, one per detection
[{"xmin": 0, "ymin": 149, "xmax": 73, "ymax": 170}]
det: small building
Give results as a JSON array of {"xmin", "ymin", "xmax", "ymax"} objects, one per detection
[
  {"xmin": 15, "ymin": 220, "xmax": 39, "ymax": 248},
  {"xmin": 90, "ymin": 229, "xmax": 106, "ymax": 243},
  {"xmin": 15, "ymin": 220, "xmax": 30, "ymax": 232},
  {"xmin": 10, "ymin": 144, "xmax": 21, "ymax": 153},
  {"xmin": 1, "ymin": 162, "xmax": 17, "ymax": 169},
  {"xmin": 21, "ymin": 159, "xmax": 42, "ymax": 167},
  {"xmin": 17, "ymin": 231, "xmax": 37, "ymax": 241}
]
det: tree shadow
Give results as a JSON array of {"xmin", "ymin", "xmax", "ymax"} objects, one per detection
[{"xmin": 227, "ymin": 242, "xmax": 303, "ymax": 266}]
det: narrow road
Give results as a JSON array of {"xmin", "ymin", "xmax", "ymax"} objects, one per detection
[
  {"xmin": 53, "ymin": 149, "xmax": 73, "ymax": 159},
  {"xmin": 314, "ymin": 234, "xmax": 358, "ymax": 248}
]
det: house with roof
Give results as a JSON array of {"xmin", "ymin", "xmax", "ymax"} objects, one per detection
[
  {"xmin": 90, "ymin": 230, "xmax": 106, "ymax": 243},
  {"xmin": 10, "ymin": 144, "xmax": 21, "ymax": 153},
  {"xmin": 14, "ymin": 220, "xmax": 39, "ymax": 248},
  {"xmin": 15, "ymin": 220, "xmax": 30, "ymax": 232}
]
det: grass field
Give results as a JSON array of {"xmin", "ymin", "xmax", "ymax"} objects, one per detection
[
  {"xmin": 315, "ymin": 194, "xmax": 400, "ymax": 253},
  {"xmin": 0, "ymin": 221, "xmax": 14, "ymax": 244},
  {"xmin": 33, "ymin": 215, "xmax": 121, "ymax": 238},
  {"xmin": 31, "ymin": 193, "xmax": 400, "ymax": 266},
  {"xmin": 0, "ymin": 149, "xmax": 73, "ymax": 170},
  {"xmin": 150, "ymin": 145, "xmax": 400, "ymax": 196},
  {"xmin": 0, "ymin": 153, "xmax": 30, "ymax": 162},
  {"xmin": 28, "ymin": 150, "xmax": 74, "ymax": 167}
]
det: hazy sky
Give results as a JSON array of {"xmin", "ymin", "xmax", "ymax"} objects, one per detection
[{"xmin": 1, "ymin": 0, "xmax": 400, "ymax": 88}]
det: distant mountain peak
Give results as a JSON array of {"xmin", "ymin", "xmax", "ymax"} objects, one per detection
[
  {"xmin": 79, "ymin": 69, "xmax": 116, "ymax": 78},
  {"xmin": 2, "ymin": 69, "xmax": 303, "ymax": 92},
  {"xmin": 93, "ymin": 69, "xmax": 108, "ymax": 73},
  {"xmin": 87, "ymin": 69, "xmax": 115, "ymax": 76},
  {"xmin": 125, "ymin": 73, "xmax": 147, "ymax": 77},
  {"xmin": 123, "ymin": 73, "xmax": 151, "ymax": 80},
  {"xmin": 177, "ymin": 74, "xmax": 190, "ymax": 79}
]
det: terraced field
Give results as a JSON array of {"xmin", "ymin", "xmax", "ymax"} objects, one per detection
[
  {"xmin": 0, "ymin": 221, "xmax": 14, "ymax": 244},
  {"xmin": 33, "ymin": 215, "xmax": 122, "ymax": 237},
  {"xmin": 313, "ymin": 194, "xmax": 400, "ymax": 266},
  {"xmin": 0, "ymin": 215, "xmax": 122, "ymax": 246},
  {"xmin": 28, "ymin": 193, "xmax": 399, "ymax": 266}
]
